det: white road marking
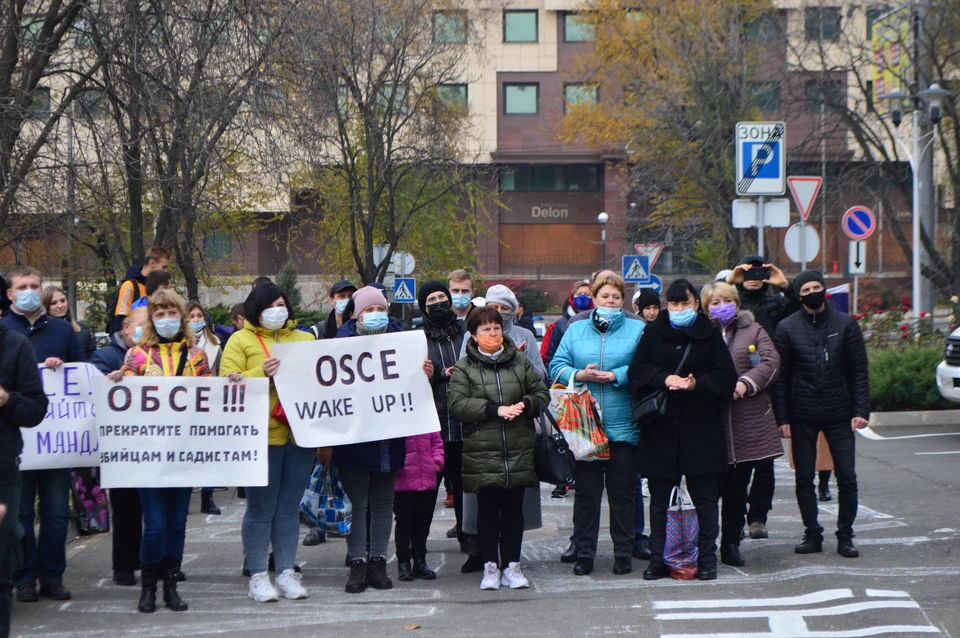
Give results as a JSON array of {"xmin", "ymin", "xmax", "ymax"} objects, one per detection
[
  {"xmin": 915, "ymin": 451, "xmax": 960, "ymax": 455},
  {"xmin": 865, "ymin": 589, "xmax": 910, "ymax": 598},
  {"xmin": 858, "ymin": 426, "xmax": 960, "ymax": 441},
  {"xmin": 656, "ymin": 600, "xmax": 921, "ymax": 620},
  {"xmin": 652, "ymin": 589, "xmax": 853, "ymax": 609}
]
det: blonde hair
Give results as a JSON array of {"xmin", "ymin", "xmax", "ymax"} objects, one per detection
[
  {"xmin": 137, "ymin": 289, "xmax": 195, "ymax": 349},
  {"xmin": 41, "ymin": 286, "xmax": 81, "ymax": 332},
  {"xmin": 447, "ymin": 269, "xmax": 473, "ymax": 287},
  {"xmin": 700, "ymin": 281, "xmax": 740, "ymax": 310},
  {"xmin": 591, "ymin": 272, "xmax": 626, "ymax": 299}
]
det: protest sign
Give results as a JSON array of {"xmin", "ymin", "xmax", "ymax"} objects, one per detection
[
  {"xmin": 20, "ymin": 363, "xmax": 102, "ymax": 471},
  {"xmin": 92, "ymin": 377, "xmax": 269, "ymax": 488},
  {"xmin": 272, "ymin": 330, "xmax": 440, "ymax": 447}
]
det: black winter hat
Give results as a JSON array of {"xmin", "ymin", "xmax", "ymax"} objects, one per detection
[
  {"xmin": 793, "ymin": 270, "xmax": 826, "ymax": 293},
  {"xmin": 329, "ymin": 279, "xmax": 357, "ymax": 297},
  {"xmin": 741, "ymin": 254, "xmax": 765, "ymax": 267},
  {"xmin": 417, "ymin": 280, "xmax": 451, "ymax": 314},
  {"xmin": 634, "ymin": 287, "xmax": 661, "ymax": 311}
]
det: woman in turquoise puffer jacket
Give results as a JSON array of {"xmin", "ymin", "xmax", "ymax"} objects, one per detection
[{"xmin": 549, "ymin": 272, "xmax": 645, "ymax": 577}]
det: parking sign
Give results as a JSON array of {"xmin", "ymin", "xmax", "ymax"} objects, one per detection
[{"xmin": 736, "ymin": 122, "xmax": 786, "ymax": 196}]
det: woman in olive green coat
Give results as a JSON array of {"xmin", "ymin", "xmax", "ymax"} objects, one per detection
[{"xmin": 448, "ymin": 306, "xmax": 549, "ymax": 592}]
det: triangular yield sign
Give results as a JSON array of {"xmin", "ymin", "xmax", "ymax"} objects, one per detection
[
  {"xmin": 634, "ymin": 244, "xmax": 664, "ymax": 270},
  {"xmin": 787, "ymin": 176, "xmax": 822, "ymax": 221}
]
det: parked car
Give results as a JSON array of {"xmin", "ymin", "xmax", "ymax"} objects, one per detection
[{"xmin": 936, "ymin": 327, "xmax": 960, "ymax": 402}]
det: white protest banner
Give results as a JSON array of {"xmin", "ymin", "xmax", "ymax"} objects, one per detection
[
  {"xmin": 271, "ymin": 330, "xmax": 440, "ymax": 447},
  {"xmin": 92, "ymin": 377, "xmax": 269, "ymax": 488},
  {"xmin": 20, "ymin": 363, "xmax": 102, "ymax": 471}
]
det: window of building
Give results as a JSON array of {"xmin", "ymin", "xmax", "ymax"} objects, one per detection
[
  {"xmin": 564, "ymin": 83, "xmax": 599, "ymax": 113},
  {"xmin": 499, "ymin": 165, "xmax": 600, "ymax": 191},
  {"xmin": 204, "ymin": 230, "xmax": 232, "ymax": 260},
  {"xmin": 745, "ymin": 13, "xmax": 779, "ymax": 42},
  {"xmin": 805, "ymin": 7, "xmax": 841, "ymax": 41},
  {"xmin": 437, "ymin": 83, "xmax": 468, "ymax": 107},
  {"xmin": 866, "ymin": 8, "xmax": 887, "ymax": 40},
  {"xmin": 805, "ymin": 79, "xmax": 843, "ymax": 113},
  {"xmin": 750, "ymin": 82, "xmax": 780, "ymax": 115},
  {"xmin": 29, "ymin": 87, "xmax": 50, "ymax": 119},
  {"xmin": 78, "ymin": 89, "xmax": 106, "ymax": 118},
  {"xmin": 376, "ymin": 84, "xmax": 409, "ymax": 114},
  {"xmin": 504, "ymin": 10, "xmax": 537, "ymax": 43},
  {"xmin": 865, "ymin": 80, "xmax": 875, "ymax": 112},
  {"xmin": 434, "ymin": 11, "xmax": 467, "ymax": 43},
  {"xmin": 504, "ymin": 83, "xmax": 539, "ymax": 115},
  {"xmin": 564, "ymin": 13, "xmax": 595, "ymax": 42}
]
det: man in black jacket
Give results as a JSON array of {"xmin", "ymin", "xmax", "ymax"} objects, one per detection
[
  {"xmin": 311, "ymin": 280, "xmax": 357, "ymax": 339},
  {"xmin": 726, "ymin": 255, "xmax": 800, "ymax": 540},
  {"xmin": 0, "ymin": 322, "xmax": 49, "ymax": 635},
  {"xmin": 772, "ymin": 270, "xmax": 869, "ymax": 559},
  {"xmin": 2, "ymin": 267, "xmax": 85, "ymax": 602}
]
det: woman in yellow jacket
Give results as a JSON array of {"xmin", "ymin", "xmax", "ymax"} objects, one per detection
[
  {"xmin": 107, "ymin": 289, "xmax": 210, "ymax": 614},
  {"xmin": 220, "ymin": 283, "xmax": 315, "ymax": 603}
]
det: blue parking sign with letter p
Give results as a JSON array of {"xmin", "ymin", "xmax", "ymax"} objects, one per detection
[{"xmin": 743, "ymin": 142, "xmax": 780, "ymax": 179}]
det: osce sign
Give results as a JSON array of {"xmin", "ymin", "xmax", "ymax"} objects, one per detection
[
  {"xmin": 736, "ymin": 121, "xmax": 786, "ymax": 196},
  {"xmin": 271, "ymin": 331, "xmax": 441, "ymax": 447},
  {"xmin": 93, "ymin": 377, "xmax": 270, "ymax": 488}
]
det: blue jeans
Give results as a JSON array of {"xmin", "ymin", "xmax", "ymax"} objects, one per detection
[
  {"xmin": 634, "ymin": 473, "xmax": 648, "ymax": 543},
  {"xmin": 15, "ymin": 469, "xmax": 70, "ymax": 587},
  {"xmin": 138, "ymin": 488, "xmax": 192, "ymax": 565},
  {"xmin": 242, "ymin": 443, "xmax": 315, "ymax": 575},
  {"xmin": 338, "ymin": 468, "xmax": 397, "ymax": 561}
]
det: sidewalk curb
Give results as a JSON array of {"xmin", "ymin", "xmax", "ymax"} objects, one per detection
[{"xmin": 870, "ymin": 410, "xmax": 960, "ymax": 427}]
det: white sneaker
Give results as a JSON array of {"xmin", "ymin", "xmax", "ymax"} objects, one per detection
[
  {"xmin": 248, "ymin": 572, "xmax": 279, "ymax": 602},
  {"xmin": 275, "ymin": 569, "xmax": 308, "ymax": 600},
  {"xmin": 642, "ymin": 478, "xmax": 650, "ymax": 499},
  {"xmin": 500, "ymin": 562, "xmax": 530, "ymax": 589},
  {"xmin": 480, "ymin": 562, "xmax": 500, "ymax": 590}
]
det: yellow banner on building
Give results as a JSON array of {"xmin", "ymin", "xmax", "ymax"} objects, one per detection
[{"xmin": 872, "ymin": 7, "xmax": 911, "ymax": 114}]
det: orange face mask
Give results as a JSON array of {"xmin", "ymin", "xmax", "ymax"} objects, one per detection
[{"xmin": 477, "ymin": 334, "xmax": 504, "ymax": 353}]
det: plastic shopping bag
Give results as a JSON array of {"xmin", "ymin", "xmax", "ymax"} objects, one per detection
[
  {"xmin": 663, "ymin": 485, "xmax": 699, "ymax": 580},
  {"xmin": 548, "ymin": 369, "xmax": 610, "ymax": 461},
  {"xmin": 299, "ymin": 463, "xmax": 352, "ymax": 535}
]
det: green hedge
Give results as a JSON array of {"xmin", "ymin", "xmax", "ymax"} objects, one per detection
[{"xmin": 869, "ymin": 346, "xmax": 954, "ymax": 412}]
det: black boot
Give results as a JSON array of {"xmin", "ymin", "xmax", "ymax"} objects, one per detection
[
  {"xmin": 643, "ymin": 558, "xmax": 667, "ymax": 581},
  {"xmin": 613, "ymin": 556, "xmax": 632, "ymax": 575},
  {"xmin": 138, "ymin": 563, "xmax": 160, "ymax": 613},
  {"xmin": 818, "ymin": 484, "xmax": 832, "ymax": 502},
  {"xmin": 573, "ymin": 558, "xmax": 593, "ymax": 576},
  {"xmin": 162, "ymin": 557, "xmax": 188, "ymax": 612},
  {"xmin": 794, "ymin": 533, "xmax": 824, "ymax": 554},
  {"xmin": 632, "ymin": 538, "xmax": 652, "ymax": 560},
  {"xmin": 720, "ymin": 544, "xmax": 745, "ymax": 567},
  {"xmin": 114, "ymin": 570, "xmax": 136, "ymax": 586},
  {"xmin": 461, "ymin": 555, "xmax": 484, "ymax": 574},
  {"xmin": 367, "ymin": 556, "xmax": 393, "ymax": 590},
  {"xmin": 697, "ymin": 562, "xmax": 718, "ymax": 581},
  {"xmin": 201, "ymin": 491, "xmax": 221, "ymax": 515},
  {"xmin": 345, "ymin": 560, "xmax": 367, "ymax": 594},
  {"xmin": 560, "ymin": 542, "xmax": 577, "ymax": 563},
  {"xmin": 398, "ymin": 560, "xmax": 413, "ymax": 582},
  {"xmin": 412, "ymin": 557, "xmax": 436, "ymax": 580},
  {"xmin": 837, "ymin": 535, "xmax": 860, "ymax": 558}
]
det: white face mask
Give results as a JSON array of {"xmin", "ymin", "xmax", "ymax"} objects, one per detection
[{"xmin": 261, "ymin": 306, "xmax": 288, "ymax": 330}]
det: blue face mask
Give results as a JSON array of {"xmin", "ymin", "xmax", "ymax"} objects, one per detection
[
  {"xmin": 362, "ymin": 311, "xmax": 389, "ymax": 332},
  {"xmin": 190, "ymin": 321, "xmax": 207, "ymax": 334},
  {"xmin": 335, "ymin": 299, "xmax": 349, "ymax": 315},
  {"xmin": 133, "ymin": 326, "xmax": 143, "ymax": 342},
  {"xmin": 595, "ymin": 306, "xmax": 622, "ymax": 319},
  {"xmin": 572, "ymin": 294, "xmax": 593, "ymax": 311},
  {"xmin": 16, "ymin": 289, "xmax": 41, "ymax": 313},
  {"xmin": 669, "ymin": 308, "xmax": 698, "ymax": 329},
  {"xmin": 451, "ymin": 293, "xmax": 472, "ymax": 310},
  {"xmin": 154, "ymin": 317, "xmax": 182, "ymax": 340}
]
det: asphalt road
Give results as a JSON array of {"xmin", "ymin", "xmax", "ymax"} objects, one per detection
[{"xmin": 11, "ymin": 420, "xmax": 960, "ymax": 638}]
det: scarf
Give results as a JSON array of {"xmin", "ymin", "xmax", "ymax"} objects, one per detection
[{"xmin": 356, "ymin": 319, "xmax": 387, "ymax": 337}]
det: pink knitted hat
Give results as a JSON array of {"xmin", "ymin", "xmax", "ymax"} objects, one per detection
[{"xmin": 352, "ymin": 286, "xmax": 388, "ymax": 316}]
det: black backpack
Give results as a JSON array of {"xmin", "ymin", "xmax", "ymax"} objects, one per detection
[{"xmin": 104, "ymin": 279, "xmax": 143, "ymax": 333}]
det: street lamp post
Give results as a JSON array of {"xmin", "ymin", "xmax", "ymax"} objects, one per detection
[
  {"xmin": 597, "ymin": 211, "xmax": 609, "ymax": 271},
  {"xmin": 879, "ymin": 83, "xmax": 951, "ymax": 329}
]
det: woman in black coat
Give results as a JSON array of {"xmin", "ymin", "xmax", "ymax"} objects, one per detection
[{"xmin": 628, "ymin": 279, "xmax": 737, "ymax": 582}]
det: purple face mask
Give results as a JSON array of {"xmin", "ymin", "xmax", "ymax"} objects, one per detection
[{"xmin": 710, "ymin": 302, "xmax": 737, "ymax": 326}]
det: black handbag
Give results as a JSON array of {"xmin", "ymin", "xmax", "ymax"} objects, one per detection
[
  {"xmin": 534, "ymin": 400, "xmax": 575, "ymax": 486},
  {"xmin": 632, "ymin": 342, "xmax": 692, "ymax": 429}
]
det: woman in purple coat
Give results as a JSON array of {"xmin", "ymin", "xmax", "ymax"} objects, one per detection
[{"xmin": 700, "ymin": 282, "xmax": 783, "ymax": 568}]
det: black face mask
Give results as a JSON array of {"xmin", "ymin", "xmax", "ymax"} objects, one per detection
[
  {"xmin": 427, "ymin": 300, "xmax": 452, "ymax": 318},
  {"xmin": 800, "ymin": 290, "xmax": 826, "ymax": 310}
]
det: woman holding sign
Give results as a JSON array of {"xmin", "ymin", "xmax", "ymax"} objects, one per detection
[
  {"xmin": 220, "ymin": 283, "xmax": 316, "ymax": 603},
  {"xmin": 318, "ymin": 285, "xmax": 434, "ymax": 595},
  {"xmin": 110, "ymin": 289, "xmax": 211, "ymax": 613},
  {"xmin": 448, "ymin": 306, "xmax": 549, "ymax": 591}
]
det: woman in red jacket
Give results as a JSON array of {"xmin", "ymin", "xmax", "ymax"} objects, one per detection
[{"xmin": 393, "ymin": 432, "xmax": 444, "ymax": 582}]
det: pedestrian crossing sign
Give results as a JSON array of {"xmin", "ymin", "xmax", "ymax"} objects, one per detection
[
  {"xmin": 393, "ymin": 277, "xmax": 416, "ymax": 304},
  {"xmin": 622, "ymin": 255, "xmax": 651, "ymax": 284}
]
